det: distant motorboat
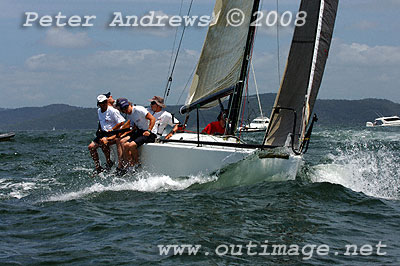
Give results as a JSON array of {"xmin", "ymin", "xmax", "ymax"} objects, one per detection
[
  {"xmin": 239, "ymin": 117, "xmax": 270, "ymax": 132},
  {"xmin": 0, "ymin": 132, "xmax": 15, "ymax": 141},
  {"xmin": 366, "ymin": 116, "xmax": 400, "ymax": 127}
]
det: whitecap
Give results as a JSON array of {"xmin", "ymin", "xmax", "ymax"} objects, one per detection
[{"xmin": 44, "ymin": 172, "xmax": 217, "ymax": 202}]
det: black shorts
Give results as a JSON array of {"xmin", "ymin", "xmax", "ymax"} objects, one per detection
[
  {"xmin": 127, "ymin": 129, "xmax": 156, "ymax": 147},
  {"xmin": 93, "ymin": 130, "xmax": 112, "ymax": 144}
]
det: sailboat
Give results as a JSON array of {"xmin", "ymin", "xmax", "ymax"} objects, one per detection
[{"xmin": 139, "ymin": 0, "xmax": 339, "ymax": 180}]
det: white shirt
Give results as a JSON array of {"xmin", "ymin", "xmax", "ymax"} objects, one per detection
[
  {"xmin": 98, "ymin": 106, "xmax": 125, "ymax": 131},
  {"xmin": 126, "ymin": 105, "xmax": 149, "ymax": 131},
  {"xmin": 148, "ymin": 109, "xmax": 179, "ymax": 136}
]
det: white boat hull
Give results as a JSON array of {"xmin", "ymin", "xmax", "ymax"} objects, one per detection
[
  {"xmin": 0, "ymin": 132, "xmax": 15, "ymax": 141},
  {"xmin": 238, "ymin": 117, "xmax": 269, "ymax": 133},
  {"xmin": 138, "ymin": 133, "xmax": 302, "ymax": 182},
  {"xmin": 239, "ymin": 127, "xmax": 266, "ymax": 132},
  {"xmin": 366, "ymin": 116, "xmax": 400, "ymax": 127},
  {"xmin": 366, "ymin": 123, "xmax": 400, "ymax": 127}
]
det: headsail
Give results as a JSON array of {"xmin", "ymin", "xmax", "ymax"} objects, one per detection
[
  {"xmin": 180, "ymin": 0, "xmax": 256, "ymax": 114},
  {"xmin": 265, "ymin": 0, "xmax": 339, "ymax": 149}
]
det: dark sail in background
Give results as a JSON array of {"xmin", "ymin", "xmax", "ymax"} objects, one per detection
[{"xmin": 265, "ymin": 0, "xmax": 339, "ymax": 147}]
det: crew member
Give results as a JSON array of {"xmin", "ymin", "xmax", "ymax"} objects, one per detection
[
  {"xmin": 88, "ymin": 93, "xmax": 125, "ymax": 173},
  {"xmin": 202, "ymin": 111, "xmax": 227, "ymax": 135},
  {"xmin": 115, "ymin": 98, "xmax": 156, "ymax": 172},
  {"xmin": 148, "ymin": 96, "xmax": 179, "ymax": 139}
]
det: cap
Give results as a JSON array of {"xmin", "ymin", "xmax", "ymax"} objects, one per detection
[
  {"xmin": 116, "ymin": 98, "xmax": 130, "ymax": 110},
  {"xmin": 97, "ymin": 94, "xmax": 108, "ymax": 103},
  {"xmin": 149, "ymin": 96, "xmax": 166, "ymax": 108},
  {"xmin": 103, "ymin": 92, "xmax": 111, "ymax": 98}
]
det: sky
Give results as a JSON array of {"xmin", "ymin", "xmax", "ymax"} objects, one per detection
[{"xmin": 1, "ymin": 0, "xmax": 400, "ymax": 108}]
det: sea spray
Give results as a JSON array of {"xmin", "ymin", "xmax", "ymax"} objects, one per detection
[
  {"xmin": 308, "ymin": 128, "xmax": 400, "ymax": 199},
  {"xmin": 44, "ymin": 171, "xmax": 217, "ymax": 202}
]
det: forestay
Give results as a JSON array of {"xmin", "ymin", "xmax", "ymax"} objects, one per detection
[{"xmin": 265, "ymin": 0, "xmax": 339, "ymax": 148}]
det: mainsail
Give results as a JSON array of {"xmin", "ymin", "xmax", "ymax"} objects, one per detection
[
  {"xmin": 265, "ymin": 0, "xmax": 339, "ymax": 148},
  {"xmin": 180, "ymin": 0, "xmax": 256, "ymax": 115}
]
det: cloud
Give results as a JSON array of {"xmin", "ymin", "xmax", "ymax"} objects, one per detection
[
  {"xmin": 43, "ymin": 28, "xmax": 92, "ymax": 48},
  {"xmin": 1, "ymin": 49, "xmax": 199, "ymax": 107},
  {"xmin": 2, "ymin": 39, "xmax": 400, "ymax": 108},
  {"xmin": 316, "ymin": 39, "xmax": 400, "ymax": 101},
  {"xmin": 249, "ymin": 10, "xmax": 295, "ymax": 38},
  {"xmin": 248, "ymin": 39, "xmax": 400, "ymax": 103},
  {"xmin": 332, "ymin": 40, "xmax": 400, "ymax": 66},
  {"xmin": 351, "ymin": 20, "xmax": 377, "ymax": 31},
  {"xmin": 23, "ymin": 49, "xmax": 198, "ymax": 71}
]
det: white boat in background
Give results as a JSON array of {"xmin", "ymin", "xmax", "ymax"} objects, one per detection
[
  {"xmin": 366, "ymin": 116, "xmax": 400, "ymax": 127},
  {"xmin": 239, "ymin": 59, "xmax": 269, "ymax": 133},
  {"xmin": 239, "ymin": 116, "xmax": 270, "ymax": 132},
  {"xmin": 0, "ymin": 132, "xmax": 15, "ymax": 141},
  {"xmin": 136, "ymin": 0, "xmax": 338, "ymax": 182}
]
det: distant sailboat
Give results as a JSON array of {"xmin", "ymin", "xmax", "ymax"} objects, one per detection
[{"xmin": 138, "ymin": 0, "xmax": 339, "ymax": 180}]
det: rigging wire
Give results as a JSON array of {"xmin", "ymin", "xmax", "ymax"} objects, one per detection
[
  {"xmin": 238, "ymin": 20, "xmax": 258, "ymax": 139},
  {"xmin": 237, "ymin": 0, "xmax": 263, "ymax": 137},
  {"xmin": 276, "ymin": 0, "xmax": 281, "ymax": 84},
  {"xmin": 251, "ymin": 61, "xmax": 264, "ymax": 118},
  {"xmin": 177, "ymin": 63, "xmax": 197, "ymax": 105},
  {"xmin": 163, "ymin": 0, "xmax": 195, "ymax": 102},
  {"xmin": 165, "ymin": 0, "xmax": 185, "ymax": 85}
]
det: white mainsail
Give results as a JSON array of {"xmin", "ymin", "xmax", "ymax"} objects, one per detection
[{"xmin": 183, "ymin": 0, "xmax": 254, "ymax": 111}]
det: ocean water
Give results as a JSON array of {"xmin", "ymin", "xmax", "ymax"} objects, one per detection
[{"xmin": 0, "ymin": 127, "xmax": 399, "ymax": 265}]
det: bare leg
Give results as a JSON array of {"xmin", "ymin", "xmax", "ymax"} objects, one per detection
[
  {"xmin": 88, "ymin": 141, "xmax": 101, "ymax": 171},
  {"xmin": 131, "ymin": 143, "xmax": 139, "ymax": 165},
  {"xmin": 122, "ymin": 141, "xmax": 132, "ymax": 166},
  {"xmin": 117, "ymin": 136, "xmax": 130, "ymax": 168},
  {"xmin": 123, "ymin": 141, "xmax": 137, "ymax": 167},
  {"xmin": 100, "ymin": 142, "xmax": 112, "ymax": 165},
  {"xmin": 115, "ymin": 138, "xmax": 123, "ymax": 168}
]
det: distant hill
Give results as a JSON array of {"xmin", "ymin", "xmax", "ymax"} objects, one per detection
[
  {"xmin": 1, "ymin": 96, "xmax": 399, "ymax": 130},
  {"xmin": 0, "ymin": 104, "xmax": 97, "ymax": 130},
  {"xmin": 314, "ymin": 98, "xmax": 400, "ymax": 126}
]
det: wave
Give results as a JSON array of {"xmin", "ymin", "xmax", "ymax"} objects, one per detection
[
  {"xmin": 307, "ymin": 131, "xmax": 400, "ymax": 200},
  {"xmin": 43, "ymin": 171, "xmax": 217, "ymax": 202},
  {"xmin": 0, "ymin": 179, "xmax": 37, "ymax": 200}
]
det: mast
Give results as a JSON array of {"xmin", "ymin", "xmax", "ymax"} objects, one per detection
[{"xmin": 227, "ymin": 0, "xmax": 261, "ymax": 135}]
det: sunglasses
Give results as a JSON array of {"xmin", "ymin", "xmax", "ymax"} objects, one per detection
[{"xmin": 151, "ymin": 101, "xmax": 157, "ymax": 105}]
